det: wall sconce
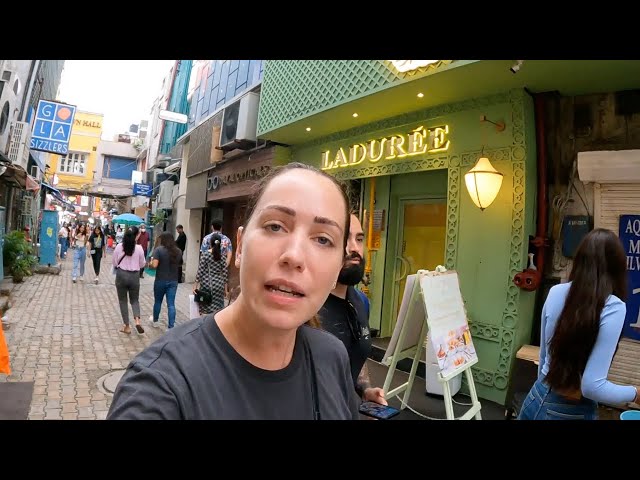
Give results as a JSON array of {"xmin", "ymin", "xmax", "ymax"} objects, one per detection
[
  {"xmin": 465, "ymin": 156, "xmax": 504, "ymax": 210},
  {"xmin": 465, "ymin": 114, "xmax": 506, "ymax": 211}
]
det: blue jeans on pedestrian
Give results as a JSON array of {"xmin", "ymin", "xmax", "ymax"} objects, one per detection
[
  {"xmin": 72, "ymin": 246, "xmax": 86, "ymax": 279},
  {"xmin": 59, "ymin": 237, "xmax": 68, "ymax": 258},
  {"xmin": 518, "ymin": 377, "xmax": 597, "ymax": 420},
  {"xmin": 153, "ymin": 279, "xmax": 178, "ymax": 328}
]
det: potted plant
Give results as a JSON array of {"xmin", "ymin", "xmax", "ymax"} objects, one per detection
[{"xmin": 3, "ymin": 231, "xmax": 38, "ymax": 283}]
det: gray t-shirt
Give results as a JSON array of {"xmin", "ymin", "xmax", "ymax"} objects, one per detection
[
  {"xmin": 107, "ymin": 316, "xmax": 360, "ymax": 420},
  {"xmin": 152, "ymin": 246, "xmax": 182, "ymax": 281}
]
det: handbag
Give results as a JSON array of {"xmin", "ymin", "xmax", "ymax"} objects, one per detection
[
  {"xmin": 194, "ymin": 288, "xmax": 213, "ymax": 304},
  {"xmin": 111, "ymin": 252, "xmax": 126, "ymax": 275}
]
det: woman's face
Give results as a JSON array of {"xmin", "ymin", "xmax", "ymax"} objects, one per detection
[
  {"xmin": 237, "ymin": 169, "xmax": 346, "ymax": 331},
  {"xmin": 94, "ymin": 227, "xmax": 101, "ymax": 235}
]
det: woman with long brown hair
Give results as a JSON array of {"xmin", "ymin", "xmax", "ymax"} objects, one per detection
[{"xmin": 519, "ymin": 228, "xmax": 639, "ymax": 420}]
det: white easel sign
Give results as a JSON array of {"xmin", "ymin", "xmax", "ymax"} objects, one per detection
[
  {"xmin": 381, "ymin": 267, "xmax": 482, "ymax": 420},
  {"xmin": 420, "ymin": 272, "xmax": 477, "ymax": 377}
]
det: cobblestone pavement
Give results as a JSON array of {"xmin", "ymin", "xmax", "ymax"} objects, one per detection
[{"xmin": 0, "ymin": 252, "xmax": 195, "ymax": 420}]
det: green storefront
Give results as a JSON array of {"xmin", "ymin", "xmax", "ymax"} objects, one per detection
[{"xmin": 257, "ymin": 61, "xmax": 539, "ymax": 404}]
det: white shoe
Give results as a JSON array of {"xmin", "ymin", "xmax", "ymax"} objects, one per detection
[
  {"xmin": 72, "ymin": 277, "xmax": 77, "ymax": 283},
  {"xmin": 148, "ymin": 315, "xmax": 159, "ymax": 328},
  {"xmin": 94, "ymin": 278, "xmax": 99, "ymax": 284}
]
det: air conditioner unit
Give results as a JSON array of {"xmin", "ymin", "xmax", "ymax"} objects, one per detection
[
  {"xmin": 157, "ymin": 180, "xmax": 174, "ymax": 209},
  {"xmin": 7, "ymin": 121, "xmax": 32, "ymax": 168},
  {"xmin": 219, "ymin": 91, "xmax": 260, "ymax": 151}
]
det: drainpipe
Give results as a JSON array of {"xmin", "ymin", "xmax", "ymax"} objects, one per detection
[
  {"xmin": 362, "ymin": 177, "xmax": 375, "ymax": 296},
  {"xmin": 531, "ymin": 94, "xmax": 550, "ymax": 274}
]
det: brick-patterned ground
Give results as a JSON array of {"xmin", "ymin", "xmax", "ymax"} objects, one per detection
[{"xmin": 1, "ymin": 252, "xmax": 194, "ymax": 420}]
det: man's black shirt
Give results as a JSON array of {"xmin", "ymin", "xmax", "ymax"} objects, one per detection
[{"xmin": 318, "ymin": 286, "xmax": 372, "ymax": 394}]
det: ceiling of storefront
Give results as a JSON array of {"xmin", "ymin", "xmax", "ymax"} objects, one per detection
[{"xmin": 262, "ymin": 60, "xmax": 640, "ymax": 146}]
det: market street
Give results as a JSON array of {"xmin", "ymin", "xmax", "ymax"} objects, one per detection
[{"xmin": 0, "ymin": 253, "xmax": 194, "ymax": 420}]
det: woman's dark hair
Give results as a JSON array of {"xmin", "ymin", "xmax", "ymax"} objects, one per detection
[
  {"xmin": 546, "ymin": 228, "xmax": 628, "ymax": 392},
  {"xmin": 123, "ymin": 226, "xmax": 138, "ymax": 256},
  {"xmin": 243, "ymin": 162, "xmax": 351, "ymax": 251},
  {"xmin": 210, "ymin": 233, "xmax": 222, "ymax": 262},
  {"xmin": 158, "ymin": 232, "xmax": 180, "ymax": 265}
]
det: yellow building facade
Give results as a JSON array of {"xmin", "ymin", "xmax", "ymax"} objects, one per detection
[{"xmin": 48, "ymin": 110, "xmax": 103, "ymax": 193}]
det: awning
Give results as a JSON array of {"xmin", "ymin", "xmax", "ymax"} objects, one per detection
[
  {"xmin": 0, "ymin": 163, "xmax": 27, "ymax": 188},
  {"xmin": 26, "ymin": 175, "xmax": 40, "ymax": 192},
  {"xmin": 42, "ymin": 182, "xmax": 74, "ymax": 207}
]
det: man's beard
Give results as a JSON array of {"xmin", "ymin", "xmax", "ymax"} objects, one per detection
[{"xmin": 337, "ymin": 253, "xmax": 366, "ymax": 286}]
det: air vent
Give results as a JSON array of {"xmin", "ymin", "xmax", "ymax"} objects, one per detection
[{"xmin": 615, "ymin": 89, "xmax": 640, "ymax": 116}]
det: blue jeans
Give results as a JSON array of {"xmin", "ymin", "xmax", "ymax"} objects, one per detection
[
  {"xmin": 518, "ymin": 377, "xmax": 597, "ymax": 420},
  {"xmin": 153, "ymin": 280, "xmax": 178, "ymax": 328},
  {"xmin": 59, "ymin": 237, "xmax": 68, "ymax": 258},
  {"xmin": 72, "ymin": 246, "xmax": 86, "ymax": 278}
]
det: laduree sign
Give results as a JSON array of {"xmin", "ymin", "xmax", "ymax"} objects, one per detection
[{"xmin": 321, "ymin": 125, "xmax": 451, "ymax": 171}]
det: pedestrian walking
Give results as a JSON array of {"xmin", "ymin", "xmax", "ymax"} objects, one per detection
[
  {"xmin": 175, "ymin": 224, "xmax": 187, "ymax": 283},
  {"xmin": 58, "ymin": 222, "xmax": 69, "ymax": 259},
  {"xmin": 136, "ymin": 224, "xmax": 150, "ymax": 279},
  {"xmin": 71, "ymin": 224, "xmax": 88, "ymax": 283},
  {"xmin": 148, "ymin": 232, "xmax": 182, "ymax": 329},
  {"xmin": 88, "ymin": 225, "xmax": 107, "ymax": 284},
  {"xmin": 112, "ymin": 226, "xmax": 146, "ymax": 335},
  {"xmin": 194, "ymin": 233, "xmax": 228, "ymax": 316}
]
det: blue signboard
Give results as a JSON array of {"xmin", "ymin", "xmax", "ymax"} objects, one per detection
[
  {"xmin": 133, "ymin": 183, "xmax": 153, "ymax": 197},
  {"xmin": 30, "ymin": 100, "xmax": 77, "ymax": 155},
  {"xmin": 620, "ymin": 215, "xmax": 640, "ymax": 340},
  {"xmin": 39, "ymin": 210, "xmax": 59, "ymax": 266}
]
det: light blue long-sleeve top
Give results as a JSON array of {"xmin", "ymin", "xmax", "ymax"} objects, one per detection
[{"xmin": 539, "ymin": 282, "xmax": 636, "ymax": 405}]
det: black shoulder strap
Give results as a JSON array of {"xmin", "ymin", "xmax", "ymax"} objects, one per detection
[{"xmin": 301, "ymin": 331, "xmax": 321, "ymax": 420}]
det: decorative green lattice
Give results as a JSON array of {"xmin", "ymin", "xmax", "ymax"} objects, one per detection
[
  {"xmin": 445, "ymin": 163, "xmax": 460, "ymax": 270},
  {"xmin": 330, "ymin": 156, "xmax": 448, "ymax": 181},
  {"xmin": 258, "ymin": 60, "xmax": 453, "ymax": 135}
]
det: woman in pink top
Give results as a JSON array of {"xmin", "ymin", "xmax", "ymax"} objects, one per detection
[{"xmin": 112, "ymin": 226, "xmax": 147, "ymax": 334}]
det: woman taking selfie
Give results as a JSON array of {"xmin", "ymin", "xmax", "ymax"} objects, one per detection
[
  {"xmin": 108, "ymin": 163, "xmax": 359, "ymax": 420},
  {"xmin": 519, "ymin": 228, "xmax": 639, "ymax": 420}
]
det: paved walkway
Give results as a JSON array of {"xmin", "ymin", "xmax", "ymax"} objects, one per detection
[{"xmin": 0, "ymin": 252, "xmax": 196, "ymax": 420}]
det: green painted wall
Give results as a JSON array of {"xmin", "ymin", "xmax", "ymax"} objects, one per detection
[{"xmin": 287, "ymin": 89, "xmax": 537, "ymax": 405}]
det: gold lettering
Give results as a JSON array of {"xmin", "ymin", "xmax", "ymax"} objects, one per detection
[
  {"xmin": 430, "ymin": 125, "xmax": 450, "ymax": 152},
  {"xmin": 386, "ymin": 135, "xmax": 408, "ymax": 159},
  {"xmin": 321, "ymin": 124, "xmax": 452, "ymax": 170},
  {"xmin": 321, "ymin": 151, "xmax": 333, "ymax": 170},
  {"xmin": 334, "ymin": 147, "xmax": 349, "ymax": 168},
  {"xmin": 349, "ymin": 144, "xmax": 367, "ymax": 165},
  {"xmin": 368, "ymin": 139, "xmax": 386, "ymax": 163},
  {"xmin": 408, "ymin": 126, "xmax": 427, "ymax": 155}
]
